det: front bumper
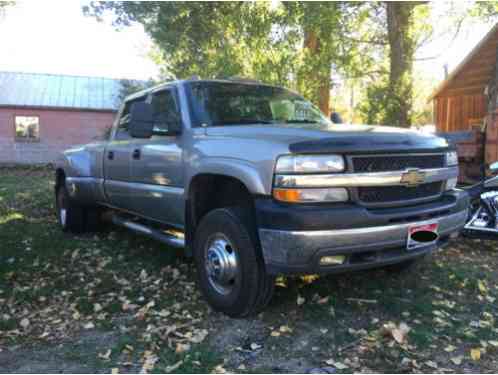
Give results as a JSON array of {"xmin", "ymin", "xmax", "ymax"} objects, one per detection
[{"xmin": 256, "ymin": 190, "xmax": 469, "ymax": 275}]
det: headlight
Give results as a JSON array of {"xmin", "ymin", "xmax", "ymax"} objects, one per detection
[
  {"xmin": 275, "ymin": 154, "xmax": 345, "ymax": 173},
  {"xmin": 273, "ymin": 188, "xmax": 349, "ymax": 203},
  {"xmin": 446, "ymin": 151, "xmax": 458, "ymax": 166}
]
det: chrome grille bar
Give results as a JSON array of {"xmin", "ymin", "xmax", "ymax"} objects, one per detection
[{"xmin": 274, "ymin": 166, "xmax": 458, "ymax": 188}]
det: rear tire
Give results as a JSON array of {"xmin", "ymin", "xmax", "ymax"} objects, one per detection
[
  {"xmin": 56, "ymin": 184, "xmax": 85, "ymax": 233},
  {"xmin": 55, "ymin": 183, "xmax": 104, "ymax": 233},
  {"xmin": 193, "ymin": 207, "xmax": 274, "ymax": 317}
]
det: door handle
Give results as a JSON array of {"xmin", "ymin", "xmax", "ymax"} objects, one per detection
[
  {"xmin": 107, "ymin": 151, "xmax": 114, "ymax": 160},
  {"xmin": 132, "ymin": 149, "xmax": 141, "ymax": 160}
]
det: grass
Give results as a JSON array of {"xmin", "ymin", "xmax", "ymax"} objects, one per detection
[{"xmin": 0, "ymin": 166, "xmax": 498, "ymax": 373}]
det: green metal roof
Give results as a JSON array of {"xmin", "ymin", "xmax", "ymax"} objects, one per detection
[{"xmin": 0, "ymin": 71, "xmax": 124, "ymax": 111}]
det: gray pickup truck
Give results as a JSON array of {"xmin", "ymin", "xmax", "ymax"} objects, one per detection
[{"xmin": 55, "ymin": 78, "xmax": 469, "ymax": 317}]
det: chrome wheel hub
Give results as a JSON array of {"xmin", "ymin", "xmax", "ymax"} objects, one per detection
[
  {"xmin": 205, "ymin": 234, "xmax": 239, "ymax": 295},
  {"xmin": 57, "ymin": 190, "xmax": 67, "ymax": 227},
  {"xmin": 60, "ymin": 208, "xmax": 67, "ymax": 226}
]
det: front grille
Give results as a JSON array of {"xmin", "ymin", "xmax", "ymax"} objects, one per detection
[
  {"xmin": 357, "ymin": 182, "xmax": 443, "ymax": 204},
  {"xmin": 352, "ymin": 154, "xmax": 445, "ymax": 172}
]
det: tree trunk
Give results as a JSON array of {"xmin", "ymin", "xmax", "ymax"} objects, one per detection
[
  {"xmin": 386, "ymin": 2, "xmax": 417, "ymax": 127},
  {"xmin": 304, "ymin": 31, "xmax": 331, "ymax": 116}
]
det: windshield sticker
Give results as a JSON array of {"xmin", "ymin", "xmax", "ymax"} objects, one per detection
[{"xmin": 295, "ymin": 101, "xmax": 312, "ymax": 120}]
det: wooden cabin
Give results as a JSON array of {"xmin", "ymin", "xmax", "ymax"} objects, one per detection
[{"xmin": 430, "ymin": 23, "xmax": 498, "ymax": 182}]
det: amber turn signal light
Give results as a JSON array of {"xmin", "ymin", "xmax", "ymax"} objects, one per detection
[{"xmin": 272, "ymin": 188, "xmax": 348, "ymax": 203}]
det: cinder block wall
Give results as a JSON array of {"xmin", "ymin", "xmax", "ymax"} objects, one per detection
[{"xmin": 0, "ymin": 107, "xmax": 116, "ymax": 164}]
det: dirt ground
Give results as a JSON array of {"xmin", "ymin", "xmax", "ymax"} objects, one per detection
[{"xmin": 1, "ymin": 167, "xmax": 497, "ymax": 373}]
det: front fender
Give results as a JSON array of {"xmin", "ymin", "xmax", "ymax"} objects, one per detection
[{"xmin": 187, "ymin": 157, "xmax": 270, "ymax": 196}]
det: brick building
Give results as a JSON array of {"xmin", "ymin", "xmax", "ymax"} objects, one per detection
[{"xmin": 0, "ymin": 71, "xmax": 123, "ymax": 164}]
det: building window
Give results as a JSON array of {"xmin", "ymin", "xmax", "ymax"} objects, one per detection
[{"xmin": 15, "ymin": 116, "xmax": 39, "ymax": 141}]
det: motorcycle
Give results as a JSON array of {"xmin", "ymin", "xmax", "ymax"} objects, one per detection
[{"xmin": 462, "ymin": 161, "xmax": 498, "ymax": 239}]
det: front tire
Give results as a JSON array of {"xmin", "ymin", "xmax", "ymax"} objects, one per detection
[{"xmin": 193, "ymin": 207, "xmax": 274, "ymax": 318}]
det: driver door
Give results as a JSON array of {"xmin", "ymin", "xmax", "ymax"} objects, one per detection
[
  {"xmin": 103, "ymin": 97, "xmax": 146, "ymax": 212},
  {"xmin": 129, "ymin": 88, "xmax": 185, "ymax": 228}
]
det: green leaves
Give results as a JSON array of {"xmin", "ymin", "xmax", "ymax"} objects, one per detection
[{"xmin": 84, "ymin": 1, "xmax": 377, "ymax": 114}]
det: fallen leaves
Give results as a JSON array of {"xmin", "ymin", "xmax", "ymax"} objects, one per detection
[
  {"xmin": 189, "ymin": 328, "xmax": 209, "ymax": 344},
  {"xmin": 317, "ymin": 296, "xmax": 329, "ymax": 305},
  {"xmin": 19, "ymin": 317, "xmax": 29, "ymax": 329},
  {"xmin": 3, "ymin": 170, "xmax": 498, "ymax": 374},
  {"xmin": 93, "ymin": 303, "xmax": 103, "ymax": 313},
  {"xmin": 346, "ymin": 298, "xmax": 378, "ymax": 304},
  {"xmin": 450, "ymin": 356, "xmax": 463, "ymax": 365},
  {"xmin": 424, "ymin": 360, "xmax": 438, "ymax": 369},
  {"xmin": 140, "ymin": 351, "xmax": 159, "ymax": 373},
  {"xmin": 83, "ymin": 322, "xmax": 95, "ymax": 330},
  {"xmin": 175, "ymin": 343, "xmax": 191, "ymax": 354},
  {"xmin": 324, "ymin": 359, "xmax": 348, "ymax": 370},
  {"xmin": 270, "ymin": 325, "xmax": 293, "ymax": 337},
  {"xmin": 98, "ymin": 349, "xmax": 111, "ymax": 361},
  {"xmin": 470, "ymin": 348, "xmax": 481, "ymax": 361},
  {"xmin": 212, "ymin": 364, "xmax": 227, "ymax": 373},
  {"xmin": 381, "ymin": 322, "xmax": 411, "ymax": 345},
  {"xmin": 444, "ymin": 344, "xmax": 456, "ymax": 352},
  {"xmin": 478, "ymin": 280, "xmax": 488, "ymax": 295},
  {"xmin": 164, "ymin": 360, "xmax": 183, "ymax": 373}
]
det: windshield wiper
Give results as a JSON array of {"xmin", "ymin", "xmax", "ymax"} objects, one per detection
[
  {"xmin": 284, "ymin": 120, "xmax": 319, "ymax": 124},
  {"xmin": 215, "ymin": 119, "xmax": 274, "ymax": 125}
]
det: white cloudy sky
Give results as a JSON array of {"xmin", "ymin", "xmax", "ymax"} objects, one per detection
[
  {"xmin": 0, "ymin": 1, "xmax": 495, "ymax": 82},
  {"xmin": 0, "ymin": 1, "xmax": 159, "ymax": 79}
]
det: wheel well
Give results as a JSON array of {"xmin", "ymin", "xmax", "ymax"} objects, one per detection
[{"xmin": 186, "ymin": 174, "xmax": 255, "ymax": 250}]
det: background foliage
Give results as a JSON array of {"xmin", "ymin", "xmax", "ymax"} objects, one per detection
[{"xmin": 84, "ymin": 1, "xmax": 498, "ymax": 127}]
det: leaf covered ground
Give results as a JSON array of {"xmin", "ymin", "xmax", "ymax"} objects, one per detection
[{"xmin": 0, "ymin": 166, "xmax": 497, "ymax": 373}]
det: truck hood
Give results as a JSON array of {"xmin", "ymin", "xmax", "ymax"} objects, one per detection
[{"xmin": 204, "ymin": 123, "xmax": 449, "ymax": 154}]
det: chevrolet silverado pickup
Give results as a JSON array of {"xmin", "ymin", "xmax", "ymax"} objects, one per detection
[{"xmin": 55, "ymin": 78, "xmax": 469, "ymax": 317}]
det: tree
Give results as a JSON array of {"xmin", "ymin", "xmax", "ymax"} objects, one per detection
[
  {"xmin": 356, "ymin": 2, "xmax": 432, "ymax": 127},
  {"xmin": 385, "ymin": 2, "xmax": 418, "ymax": 127},
  {"xmin": 470, "ymin": 2, "xmax": 498, "ymax": 20},
  {"xmin": 117, "ymin": 78, "xmax": 156, "ymax": 102},
  {"xmin": 281, "ymin": 2, "xmax": 377, "ymax": 115},
  {"xmin": 84, "ymin": 1, "xmax": 375, "ymax": 116},
  {"xmin": 0, "ymin": 1, "xmax": 14, "ymax": 18}
]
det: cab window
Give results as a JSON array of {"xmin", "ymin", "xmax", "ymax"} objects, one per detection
[
  {"xmin": 114, "ymin": 96, "xmax": 146, "ymax": 140},
  {"xmin": 150, "ymin": 89, "xmax": 181, "ymax": 135}
]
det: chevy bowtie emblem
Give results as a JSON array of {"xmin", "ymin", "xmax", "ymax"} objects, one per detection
[{"xmin": 400, "ymin": 169, "xmax": 426, "ymax": 187}]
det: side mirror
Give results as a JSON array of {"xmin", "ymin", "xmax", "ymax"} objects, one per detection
[
  {"xmin": 490, "ymin": 161, "xmax": 498, "ymax": 174},
  {"xmin": 129, "ymin": 102, "xmax": 154, "ymax": 138}
]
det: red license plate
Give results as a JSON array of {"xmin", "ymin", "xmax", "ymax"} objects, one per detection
[{"xmin": 407, "ymin": 222, "xmax": 439, "ymax": 250}]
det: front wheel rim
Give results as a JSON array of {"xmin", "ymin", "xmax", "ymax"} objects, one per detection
[{"xmin": 204, "ymin": 233, "xmax": 239, "ymax": 296}]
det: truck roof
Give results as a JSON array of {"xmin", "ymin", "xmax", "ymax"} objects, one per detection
[{"xmin": 124, "ymin": 78, "xmax": 282, "ymax": 103}]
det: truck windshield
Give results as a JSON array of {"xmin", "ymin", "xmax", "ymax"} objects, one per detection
[{"xmin": 187, "ymin": 82, "xmax": 331, "ymax": 127}]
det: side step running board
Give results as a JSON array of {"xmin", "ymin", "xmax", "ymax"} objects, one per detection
[{"xmin": 111, "ymin": 214, "xmax": 185, "ymax": 249}]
